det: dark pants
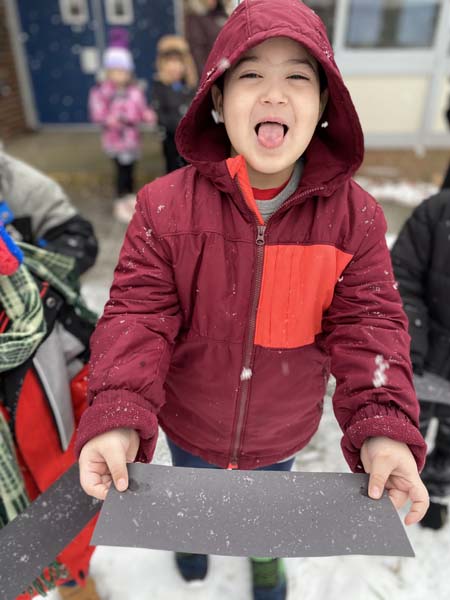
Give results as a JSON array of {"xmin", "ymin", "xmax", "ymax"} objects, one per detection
[
  {"xmin": 162, "ymin": 132, "xmax": 187, "ymax": 174},
  {"xmin": 441, "ymin": 162, "xmax": 450, "ymax": 190},
  {"xmin": 113, "ymin": 159, "xmax": 135, "ymax": 197},
  {"xmin": 419, "ymin": 400, "xmax": 450, "ymax": 455},
  {"xmin": 419, "ymin": 400, "xmax": 450, "ymax": 497},
  {"xmin": 167, "ymin": 439, "xmax": 295, "ymax": 565},
  {"xmin": 167, "ymin": 437, "xmax": 295, "ymax": 472}
]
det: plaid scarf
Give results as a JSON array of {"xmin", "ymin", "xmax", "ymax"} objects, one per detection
[
  {"xmin": 0, "ymin": 411, "xmax": 69, "ymax": 595},
  {"xmin": 0, "ymin": 264, "xmax": 46, "ymax": 372},
  {"xmin": 0, "ymin": 242, "xmax": 97, "ymax": 373}
]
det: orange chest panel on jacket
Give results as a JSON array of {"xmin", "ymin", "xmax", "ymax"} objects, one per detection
[{"xmin": 255, "ymin": 244, "xmax": 353, "ymax": 348}]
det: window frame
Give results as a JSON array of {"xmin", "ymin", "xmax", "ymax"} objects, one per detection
[
  {"xmin": 104, "ymin": 0, "xmax": 134, "ymax": 25},
  {"xmin": 59, "ymin": 0, "xmax": 89, "ymax": 26}
]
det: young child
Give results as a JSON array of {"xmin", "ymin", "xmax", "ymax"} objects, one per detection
[
  {"xmin": 89, "ymin": 28, "xmax": 156, "ymax": 223},
  {"xmin": 77, "ymin": 2, "xmax": 429, "ymax": 598},
  {"xmin": 391, "ymin": 191, "xmax": 450, "ymax": 530},
  {"xmin": 151, "ymin": 35, "xmax": 197, "ymax": 173}
]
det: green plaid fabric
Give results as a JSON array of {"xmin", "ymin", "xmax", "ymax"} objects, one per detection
[
  {"xmin": 0, "ymin": 264, "xmax": 46, "ymax": 373},
  {"xmin": 0, "ymin": 410, "xmax": 29, "ymax": 525},
  {"xmin": 0, "ymin": 242, "xmax": 97, "ymax": 373},
  {"xmin": 20, "ymin": 242, "xmax": 97, "ymax": 325}
]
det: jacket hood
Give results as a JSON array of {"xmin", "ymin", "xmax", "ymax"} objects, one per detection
[{"xmin": 176, "ymin": 0, "xmax": 364, "ymax": 195}]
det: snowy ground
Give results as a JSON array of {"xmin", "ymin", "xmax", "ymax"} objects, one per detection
[{"xmin": 67, "ymin": 179, "xmax": 449, "ymax": 600}]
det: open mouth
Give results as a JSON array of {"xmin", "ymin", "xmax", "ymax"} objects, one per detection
[
  {"xmin": 255, "ymin": 121, "xmax": 289, "ymax": 149},
  {"xmin": 255, "ymin": 122, "xmax": 289, "ymax": 135}
]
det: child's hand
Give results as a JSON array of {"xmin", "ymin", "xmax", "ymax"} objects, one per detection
[
  {"xmin": 143, "ymin": 107, "xmax": 157, "ymax": 126},
  {"xmin": 360, "ymin": 436, "xmax": 429, "ymax": 525},
  {"xmin": 79, "ymin": 428, "xmax": 140, "ymax": 500}
]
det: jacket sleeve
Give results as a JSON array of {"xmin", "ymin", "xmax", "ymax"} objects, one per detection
[
  {"xmin": 322, "ymin": 203, "xmax": 426, "ymax": 472},
  {"xmin": 1, "ymin": 152, "xmax": 97, "ymax": 275},
  {"xmin": 75, "ymin": 188, "xmax": 182, "ymax": 462},
  {"xmin": 390, "ymin": 199, "xmax": 434, "ymax": 373},
  {"xmin": 88, "ymin": 84, "xmax": 111, "ymax": 125},
  {"xmin": 42, "ymin": 214, "xmax": 98, "ymax": 276}
]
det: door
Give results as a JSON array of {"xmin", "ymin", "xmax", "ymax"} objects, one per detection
[{"xmin": 15, "ymin": 0, "xmax": 178, "ymax": 124}]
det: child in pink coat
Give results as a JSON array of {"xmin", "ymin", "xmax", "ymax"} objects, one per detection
[{"xmin": 89, "ymin": 29, "xmax": 156, "ymax": 223}]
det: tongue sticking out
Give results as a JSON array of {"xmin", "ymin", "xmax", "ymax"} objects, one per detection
[{"xmin": 257, "ymin": 123, "xmax": 285, "ymax": 149}]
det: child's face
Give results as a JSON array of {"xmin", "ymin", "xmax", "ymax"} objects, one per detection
[
  {"xmin": 107, "ymin": 68, "xmax": 132, "ymax": 87},
  {"xmin": 162, "ymin": 56, "xmax": 185, "ymax": 84},
  {"xmin": 212, "ymin": 37, "xmax": 328, "ymax": 188}
]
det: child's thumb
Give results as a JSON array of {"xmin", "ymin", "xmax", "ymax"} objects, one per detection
[
  {"xmin": 105, "ymin": 449, "xmax": 129, "ymax": 493},
  {"xmin": 368, "ymin": 456, "xmax": 391, "ymax": 500}
]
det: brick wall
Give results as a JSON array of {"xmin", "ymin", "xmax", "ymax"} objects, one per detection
[{"xmin": 0, "ymin": 2, "xmax": 28, "ymax": 140}]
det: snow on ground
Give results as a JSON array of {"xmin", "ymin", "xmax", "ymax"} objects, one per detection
[{"xmin": 356, "ymin": 178, "xmax": 438, "ymax": 208}]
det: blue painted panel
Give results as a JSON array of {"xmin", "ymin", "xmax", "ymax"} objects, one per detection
[{"xmin": 16, "ymin": 1, "xmax": 98, "ymax": 123}]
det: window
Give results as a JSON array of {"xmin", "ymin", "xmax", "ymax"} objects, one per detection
[
  {"xmin": 105, "ymin": 0, "xmax": 134, "ymax": 25},
  {"xmin": 59, "ymin": 0, "xmax": 89, "ymax": 26},
  {"xmin": 346, "ymin": 0, "xmax": 441, "ymax": 49},
  {"xmin": 303, "ymin": 0, "xmax": 336, "ymax": 43}
]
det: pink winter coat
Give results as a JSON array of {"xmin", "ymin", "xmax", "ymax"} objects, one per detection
[
  {"xmin": 89, "ymin": 80, "xmax": 156, "ymax": 160},
  {"xmin": 76, "ymin": 0, "xmax": 426, "ymax": 473}
]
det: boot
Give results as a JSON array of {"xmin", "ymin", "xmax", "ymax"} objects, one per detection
[
  {"xmin": 175, "ymin": 552, "xmax": 208, "ymax": 582},
  {"xmin": 419, "ymin": 501, "xmax": 448, "ymax": 530},
  {"xmin": 251, "ymin": 558, "xmax": 287, "ymax": 600},
  {"xmin": 57, "ymin": 577, "xmax": 100, "ymax": 600},
  {"xmin": 113, "ymin": 195, "xmax": 135, "ymax": 224},
  {"xmin": 422, "ymin": 449, "xmax": 450, "ymax": 498}
]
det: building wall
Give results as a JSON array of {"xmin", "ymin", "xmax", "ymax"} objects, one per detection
[
  {"xmin": 0, "ymin": 1, "xmax": 28, "ymax": 140},
  {"xmin": 345, "ymin": 75, "xmax": 429, "ymax": 134},
  {"xmin": 3, "ymin": 0, "xmax": 450, "ymax": 148}
]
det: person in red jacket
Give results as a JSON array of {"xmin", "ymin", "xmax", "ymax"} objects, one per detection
[{"xmin": 77, "ymin": 1, "xmax": 429, "ymax": 598}]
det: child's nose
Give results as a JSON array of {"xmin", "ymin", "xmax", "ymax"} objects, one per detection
[{"xmin": 260, "ymin": 85, "xmax": 288, "ymax": 105}]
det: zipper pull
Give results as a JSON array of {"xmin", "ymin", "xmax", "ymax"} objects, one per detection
[
  {"xmin": 256, "ymin": 225, "xmax": 266, "ymax": 246},
  {"xmin": 227, "ymin": 461, "xmax": 238, "ymax": 470}
]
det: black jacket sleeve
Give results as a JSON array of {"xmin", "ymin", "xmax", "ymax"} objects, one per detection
[
  {"xmin": 42, "ymin": 214, "xmax": 98, "ymax": 276},
  {"xmin": 391, "ymin": 197, "xmax": 437, "ymax": 372}
]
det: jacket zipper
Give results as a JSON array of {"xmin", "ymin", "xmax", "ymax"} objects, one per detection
[
  {"xmin": 227, "ymin": 184, "xmax": 325, "ymax": 470},
  {"xmin": 228, "ymin": 223, "xmax": 266, "ymax": 470}
]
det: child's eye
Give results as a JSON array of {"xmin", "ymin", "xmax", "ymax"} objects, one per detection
[
  {"xmin": 288, "ymin": 74, "xmax": 310, "ymax": 81},
  {"xmin": 239, "ymin": 72, "xmax": 261, "ymax": 79}
]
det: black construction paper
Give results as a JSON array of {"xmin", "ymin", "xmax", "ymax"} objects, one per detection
[
  {"xmin": 92, "ymin": 464, "xmax": 414, "ymax": 558},
  {"xmin": 0, "ymin": 464, "xmax": 100, "ymax": 600},
  {"xmin": 414, "ymin": 372, "xmax": 450, "ymax": 406}
]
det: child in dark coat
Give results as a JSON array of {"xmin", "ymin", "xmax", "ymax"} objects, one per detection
[
  {"xmin": 391, "ymin": 191, "xmax": 450, "ymax": 530},
  {"xmin": 77, "ymin": 2, "xmax": 429, "ymax": 598},
  {"xmin": 151, "ymin": 35, "xmax": 197, "ymax": 173}
]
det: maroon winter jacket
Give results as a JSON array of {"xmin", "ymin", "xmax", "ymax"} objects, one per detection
[{"xmin": 76, "ymin": 0, "xmax": 426, "ymax": 472}]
